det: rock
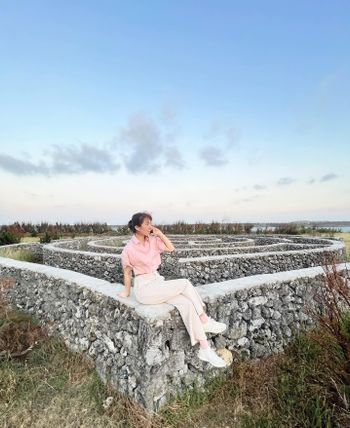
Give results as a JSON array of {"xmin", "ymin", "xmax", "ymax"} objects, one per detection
[{"xmin": 216, "ymin": 348, "xmax": 233, "ymax": 366}]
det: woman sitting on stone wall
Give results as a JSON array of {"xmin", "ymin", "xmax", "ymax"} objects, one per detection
[{"xmin": 117, "ymin": 211, "xmax": 227, "ymax": 368}]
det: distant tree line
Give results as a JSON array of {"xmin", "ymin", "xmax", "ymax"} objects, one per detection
[
  {"xmin": 0, "ymin": 222, "xmax": 113, "ymax": 245},
  {"xmin": 116, "ymin": 221, "xmax": 341, "ymax": 236},
  {"xmin": 0, "ymin": 221, "xmax": 341, "ymax": 246}
]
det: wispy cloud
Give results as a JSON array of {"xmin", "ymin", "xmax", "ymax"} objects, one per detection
[
  {"xmin": 276, "ymin": 177, "xmax": 296, "ymax": 186},
  {"xmin": 306, "ymin": 178, "xmax": 316, "ymax": 184},
  {"xmin": 306, "ymin": 173, "xmax": 338, "ymax": 184},
  {"xmin": 234, "ymin": 194, "xmax": 260, "ymax": 203},
  {"xmin": 0, "ymin": 154, "xmax": 50, "ymax": 176},
  {"xmin": 49, "ymin": 143, "xmax": 120, "ymax": 174},
  {"xmin": 113, "ymin": 111, "xmax": 185, "ymax": 174},
  {"xmin": 253, "ymin": 184, "xmax": 266, "ymax": 190},
  {"xmin": 199, "ymin": 120, "xmax": 241, "ymax": 166},
  {"xmin": 320, "ymin": 173, "xmax": 338, "ymax": 182},
  {"xmin": 0, "ymin": 110, "xmax": 187, "ymax": 177},
  {"xmin": 0, "ymin": 143, "xmax": 120, "ymax": 176},
  {"xmin": 204, "ymin": 121, "xmax": 241, "ymax": 149},
  {"xmin": 164, "ymin": 146, "xmax": 186, "ymax": 169},
  {"xmin": 199, "ymin": 146, "xmax": 228, "ymax": 166}
]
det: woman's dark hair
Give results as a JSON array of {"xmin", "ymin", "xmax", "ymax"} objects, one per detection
[{"xmin": 128, "ymin": 212, "xmax": 152, "ymax": 233}]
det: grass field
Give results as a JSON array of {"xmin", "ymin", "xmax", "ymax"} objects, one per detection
[
  {"xmin": 334, "ymin": 232, "xmax": 350, "ymax": 261},
  {"xmin": 1, "ymin": 309, "xmax": 349, "ymax": 427}
]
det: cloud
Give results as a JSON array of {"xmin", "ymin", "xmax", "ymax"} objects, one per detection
[
  {"xmin": 204, "ymin": 121, "xmax": 241, "ymax": 148},
  {"xmin": 200, "ymin": 120, "xmax": 241, "ymax": 166},
  {"xmin": 1, "ymin": 109, "xmax": 245, "ymax": 177},
  {"xmin": 253, "ymin": 184, "xmax": 266, "ymax": 190},
  {"xmin": 306, "ymin": 178, "xmax": 316, "ymax": 184},
  {"xmin": 118, "ymin": 113, "xmax": 162, "ymax": 174},
  {"xmin": 115, "ymin": 112, "xmax": 185, "ymax": 174},
  {"xmin": 234, "ymin": 194, "xmax": 260, "ymax": 203},
  {"xmin": 49, "ymin": 143, "xmax": 120, "ymax": 174},
  {"xmin": 0, "ymin": 143, "xmax": 120, "ymax": 176},
  {"xmin": 0, "ymin": 109, "xmax": 186, "ymax": 177},
  {"xmin": 164, "ymin": 146, "xmax": 186, "ymax": 169},
  {"xmin": 159, "ymin": 103, "xmax": 177, "ymax": 125},
  {"xmin": 276, "ymin": 177, "xmax": 296, "ymax": 186},
  {"xmin": 0, "ymin": 153, "xmax": 50, "ymax": 176},
  {"xmin": 199, "ymin": 146, "xmax": 228, "ymax": 166},
  {"xmin": 225, "ymin": 127, "xmax": 241, "ymax": 149},
  {"xmin": 320, "ymin": 173, "xmax": 338, "ymax": 182}
]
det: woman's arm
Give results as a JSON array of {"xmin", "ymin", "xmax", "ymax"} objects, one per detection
[
  {"xmin": 151, "ymin": 227, "xmax": 175, "ymax": 252},
  {"xmin": 117, "ymin": 265, "xmax": 133, "ymax": 298}
]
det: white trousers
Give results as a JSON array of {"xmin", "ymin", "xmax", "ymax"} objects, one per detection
[{"xmin": 134, "ymin": 271, "xmax": 207, "ymax": 346}]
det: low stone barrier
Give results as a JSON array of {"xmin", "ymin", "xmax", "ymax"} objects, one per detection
[
  {"xmin": 0, "ymin": 253, "xmax": 348, "ymax": 412},
  {"xmin": 173, "ymin": 239, "xmax": 346, "ymax": 285},
  {"xmin": 40, "ymin": 236, "xmax": 346, "ymax": 286}
]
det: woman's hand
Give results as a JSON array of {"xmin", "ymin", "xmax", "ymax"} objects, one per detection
[
  {"xmin": 117, "ymin": 289, "xmax": 130, "ymax": 298},
  {"xmin": 150, "ymin": 226, "xmax": 163, "ymax": 237},
  {"xmin": 150, "ymin": 226, "xmax": 175, "ymax": 252}
]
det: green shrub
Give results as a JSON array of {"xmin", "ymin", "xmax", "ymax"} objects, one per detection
[
  {"xmin": 340, "ymin": 312, "xmax": 350, "ymax": 343},
  {"xmin": 39, "ymin": 232, "xmax": 51, "ymax": 244},
  {"xmin": 0, "ymin": 231, "xmax": 20, "ymax": 246},
  {"xmin": 30, "ymin": 229, "xmax": 38, "ymax": 237}
]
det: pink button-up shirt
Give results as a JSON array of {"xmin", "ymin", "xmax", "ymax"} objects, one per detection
[{"xmin": 121, "ymin": 234, "xmax": 167, "ymax": 275}]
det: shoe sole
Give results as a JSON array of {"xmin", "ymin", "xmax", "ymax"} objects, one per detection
[
  {"xmin": 203, "ymin": 325, "xmax": 227, "ymax": 334},
  {"xmin": 198, "ymin": 356, "xmax": 226, "ymax": 368},
  {"xmin": 198, "ymin": 354, "xmax": 226, "ymax": 368}
]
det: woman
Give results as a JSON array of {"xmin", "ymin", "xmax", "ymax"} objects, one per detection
[{"xmin": 117, "ymin": 211, "xmax": 227, "ymax": 368}]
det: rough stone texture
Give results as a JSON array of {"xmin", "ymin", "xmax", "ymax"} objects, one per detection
[
  {"xmin": 43, "ymin": 238, "xmax": 125, "ymax": 283},
  {"xmin": 0, "ymin": 249, "xmax": 349, "ymax": 412},
  {"xmin": 41, "ymin": 236, "xmax": 346, "ymax": 286}
]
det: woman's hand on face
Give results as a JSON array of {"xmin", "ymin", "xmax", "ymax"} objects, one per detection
[
  {"xmin": 150, "ymin": 226, "xmax": 162, "ymax": 237},
  {"xmin": 117, "ymin": 289, "xmax": 130, "ymax": 298}
]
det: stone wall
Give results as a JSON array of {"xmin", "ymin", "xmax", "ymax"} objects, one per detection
[
  {"xmin": 172, "ymin": 240, "xmax": 346, "ymax": 285},
  {"xmin": 43, "ymin": 241, "xmax": 124, "ymax": 283},
  {"xmin": 0, "ymin": 253, "xmax": 349, "ymax": 412},
  {"xmin": 41, "ymin": 236, "xmax": 346, "ymax": 286}
]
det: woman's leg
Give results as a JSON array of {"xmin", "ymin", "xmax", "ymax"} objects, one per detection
[
  {"xmin": 179, "ymin": 280, "xmax": 206, "ymax": 316},
  {"xmin": 134, "ymin": 277, "xmax": 191, "ymax": 304},
  {"xmin": 165, "ymin": 294, "xmax": 207, "ymax": 346},
  {"xmin": 135, "ymin": 277, "xmax": 208, "ymax": 347}
]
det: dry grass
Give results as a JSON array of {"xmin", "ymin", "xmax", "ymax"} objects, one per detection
[
  {"xmin": 0, "ymin": 248, "xmax": 42, "ymax": 263},
  {"xmin": 20, "ymin": 237, "xmax": 41, "ymax": 244},
  {"xmin": 1, "ymin": 316, "xmax": 349, "ymax": 428},
  {"xmin": 334, "ymin": 232, "xmax": 350, "ymax": 261}
]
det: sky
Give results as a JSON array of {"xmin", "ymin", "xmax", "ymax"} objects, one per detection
[{"xmin": 0, "ymin": 0, "xmax": 349, "ymax": 225}]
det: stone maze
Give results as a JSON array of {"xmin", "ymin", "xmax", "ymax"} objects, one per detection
[{"xmin": 0, "ymin": 234, "xmax": 348, "ymax": 412}]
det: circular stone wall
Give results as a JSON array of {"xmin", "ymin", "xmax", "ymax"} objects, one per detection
[{"xmin": 40, "ymin": 234, "xmax": 346, "ymax": 285}]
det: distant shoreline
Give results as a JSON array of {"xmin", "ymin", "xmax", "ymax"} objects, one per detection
[{"xmin": 109, "ymin": 221, "xmax": 350, "ymax": 228}]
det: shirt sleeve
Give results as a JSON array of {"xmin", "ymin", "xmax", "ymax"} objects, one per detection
[
  {"xmin": 156, "ymin": 236, "xmax": 167, "ymax": 253},
  {"xmin": 121, "ymin": 248, "xmax": 133, "ymax": 269}
]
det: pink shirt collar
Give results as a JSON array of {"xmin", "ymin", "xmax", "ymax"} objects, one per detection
[{"xmin": 131, "ymin": 234, "xmax": 149, "ymax": 245}]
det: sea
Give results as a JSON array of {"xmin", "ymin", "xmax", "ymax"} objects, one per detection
[
  {"xmin": 251, "ymin": 226, "xmax": 350, "ymax": 233},
  {"xmin": 111, "ymin": 225, "xmax": 350, "ymax": 232}
]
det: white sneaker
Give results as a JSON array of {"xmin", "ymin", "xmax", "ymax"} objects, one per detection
[
  {"xmin": 198, "ymin": 347, "xmax": 226, "ymax": 368},
  {"xmin": 202, "ymin": 317, "xmax": 227, "ymax": 334}
]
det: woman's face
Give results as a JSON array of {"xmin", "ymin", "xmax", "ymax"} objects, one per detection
[{"xmin": 136, "ymin": 217, "xmax": 153, "ymax": 236}]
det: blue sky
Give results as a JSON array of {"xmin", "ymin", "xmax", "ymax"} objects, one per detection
[{"xmin": 0, "ymin": 1, "xmax": 349, "ymax": 224}]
